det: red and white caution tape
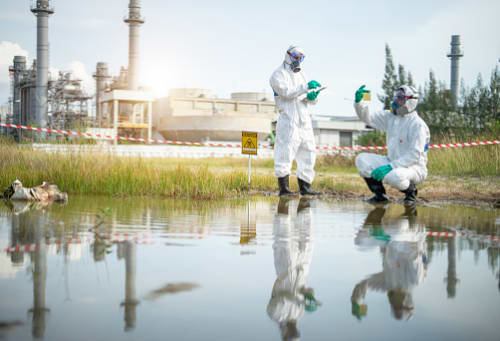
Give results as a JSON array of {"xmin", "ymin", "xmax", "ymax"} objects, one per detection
[
  {"xmin": 4, "ymin": 237, "xmax": 93, "ymax": 253},
  {"xmin": 0, "ymin": 122, "xmax": 246, "ymax": 148},
  {"xmin": 2, "ymin": 122, "xmax": 499, "ymax": 151},
  {"xmin": 427, "ymin": 231, "xmax": 500, "ymax": 242},
  {"xmin": 3, "ymin": 230, "xmax": 499, "ymax": 253}
]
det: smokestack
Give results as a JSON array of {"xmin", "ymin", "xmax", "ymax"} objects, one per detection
[
  {"xmin": 93, "ymin": 62, "xmax": 110, "ymax": 125},
  {"xmin": 31, "ymin": 0, "xmax": 54, "ymax": 129},
  {"xmin": 9, "ymin": 56, "xmax": 27, "ymax": 125},
  {"xmin": 124, "ymin": 0, "xmax": 144, "ymax": 91},
  {"xmin": 447, "ymin": 35, "xmax": 464, "ymax": 108}
]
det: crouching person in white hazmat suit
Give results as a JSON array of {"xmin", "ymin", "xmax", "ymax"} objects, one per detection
[
  {"xmin": 351, "ymin": 206, "xmax": 428, "ymax": 320},
  {"xmin": 353, "ymin": 85, "xmax": 430, "ymax": 204},
  {"xmin": 270, "ymin": 45, "xmax": 322, "ymax": 196}
]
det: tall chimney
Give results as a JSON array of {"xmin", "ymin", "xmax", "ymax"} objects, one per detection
[
  {"xmin": 447, "ymin": 35, "xmax": 464, "ymax": 108},
  {"xmin": 93, "ymin": 62, "xmax": 110, "ymax": 125},
  {"xmin": 124, "ymin": 0, "xmax": 144, "ymax": 91},
  {"xmin": 31, "ymin": 0, "xmax": 54, "ymax": 128},
  {"xmin": 9, "ymin": 56, "xmax": 27, "ymax": 125}
]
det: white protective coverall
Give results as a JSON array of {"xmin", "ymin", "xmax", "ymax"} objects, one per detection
[
  {"xmin": 267, "ymin": 199, "xmax": 314, "ymax": 340},
  {"xmin": 351, "ymin": 207, "xmax": 427, "ymax": 320},
  {"xmin": 270, "ymin": 48, "xmax": 317, "ymax": 184},
  {"xmin": 354, "ymin": 86, "xmax": 430, "ymax": 191}
]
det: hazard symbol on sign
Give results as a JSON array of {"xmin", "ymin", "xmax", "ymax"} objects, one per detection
[{"xmin": 242, "ymin": 131, "xmax": 258, "ymax": 155}]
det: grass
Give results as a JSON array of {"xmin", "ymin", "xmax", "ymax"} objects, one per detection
[
  {"xmin": 0, "ymin": 140, "xmax": 498, "ymax": 201},
  {"xmin": 427, "ymin": 142, "xmax": 499, "ymax": 177},
  {"xmin": 0, "ymin": 143, "xmax": 269, "ymax": 199}
]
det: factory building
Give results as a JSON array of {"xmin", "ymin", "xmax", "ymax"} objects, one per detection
[
  {"xmin": 154, "ymin": 89, "xmax": 278, "ymax": 142},
  {"xmin": 312, "ymin": 115, "xmax": 372, "ymax": 147},
  {"xmin": 4, "ymin": 0, "xmax": 376, "ymax": 149}
]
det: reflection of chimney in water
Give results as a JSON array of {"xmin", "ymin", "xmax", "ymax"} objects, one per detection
[
  {"xmin": 29, "ymin": 222, "xmax": 49, "ymax": 339},
  {"xmin": 121, "ymin": 242, "xmax": 139, "ymax": 331},
  {"xmin": 446, "ymin": 237, "xmax": 459, "ymax": 298},
  {"xmin": 10, "ymin": 214, "xmax": 25, "ymax": 265}
]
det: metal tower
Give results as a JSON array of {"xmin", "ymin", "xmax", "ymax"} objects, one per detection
[
  {"xmin": 8, "ymin": 56, "xmax": 27, "ymax": 125},
  {"xmin": 124, "ymin": 0, "xmax": 145, "ymax": 91},
  {"xmin": 447, "ymin": 35, "xmax": 464, "ymax": 108},
  {"xmin": 93, "ymin": 62, "xmax": 111, "ymax": 125},
  {"xmin": 31, "ymin": 0, "xmax": 54, "ymax": 128}
]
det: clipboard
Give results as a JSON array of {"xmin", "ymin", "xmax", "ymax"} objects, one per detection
[{"xmin": 300, "ymin": 86, "xmax": 327, "ymax": 102}]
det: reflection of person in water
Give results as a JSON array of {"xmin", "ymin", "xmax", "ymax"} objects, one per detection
[
  {"xmin": 267, "ymin": 197, "xmax": 319, "ymax": 340},
  {"xmin": 351, "ymin": 205, "xmax": 427, "ymax": 321}
]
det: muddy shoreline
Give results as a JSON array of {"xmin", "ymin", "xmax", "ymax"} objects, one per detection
[{"xmin": 252, "ymin": 189, "xmax": 500, "ymax": 208}]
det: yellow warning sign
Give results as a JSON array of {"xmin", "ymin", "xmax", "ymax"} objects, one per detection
[{"xmin": 242, "ymin": 131, "xmax": 258, "ymax": 155}]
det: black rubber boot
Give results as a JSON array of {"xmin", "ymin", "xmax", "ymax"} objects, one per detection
[
  {"xmin": 362, "ymin": 177, "xmax": 389, "ymax": 203},
  {"xmin": 364, "ymin": 207, "xmax": 387, "ymax": 225},
  {"xmin": 402, "ymin": 204, "xmax": 417, "ymax": 219},
  {"xmin": 278, "ymin": 175, "xmax": 294, "ymax": 196},
  {"xmin": 298, "ymin": 178, "xmax": 321, "ymax": 196},
  {"xmin": 401, "ymin": 183, "xmax": 418, "ymax": 205},
  {"xmin": 277, "ymin": 196, "xmax": 292, "ymax": 215},
  {"xmin": 297, "ymin": 197, "xmax": 311, "ymax": 213}
]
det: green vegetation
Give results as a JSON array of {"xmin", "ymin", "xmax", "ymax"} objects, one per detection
[
  {"xmin": 0, "ymin": 143, "xmax": 276, "ymax": 199},
  {"xmin": 356, "ymin": 130, "xmax": 387, "ymax": 147},
  {"xmin": 0, "ymin": 141, "xmax": 498, "ymax": 200},
  {"xmin": 427, "ymin": 135, "xmax": 499, "ymax": 176},
  {"xmin": 380, "ymin": 44, "xmax": 499, "ymax": 136}
]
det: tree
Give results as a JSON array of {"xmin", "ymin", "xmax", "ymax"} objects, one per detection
[
  {"xmin": 378, "ymin": 44, "xmax": 398, "ymax": 110},
  {"xmin": 418, "ymin": 67, "xmax": 499, "ymax": 135},
  {"xmin": 407, "ymin": 71, "xmax": 415, "ymax": 87},
  {"xmin": 398, "ymin": 64, "xmax": 407, "ymax": 86}
]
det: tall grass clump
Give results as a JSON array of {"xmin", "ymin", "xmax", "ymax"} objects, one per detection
[
  {"xmin": 427, "ymin": 134, "xmax": 499, "ymax": 177},
  {"xmin": 0, "ymin": 143, "xmax": 278, "ymax": 199},
  {"xmin": 315, "ymin": 153, "xmax": 357, "ymax": 173}
]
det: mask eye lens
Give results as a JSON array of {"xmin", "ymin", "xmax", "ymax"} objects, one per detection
[
  {"xmin": 394, "ymin": 91, "xmax": 407, "ymax": 103},
  {"xmin": 291, "ymin": 52, "xmax": 304, "ymax": 62}
]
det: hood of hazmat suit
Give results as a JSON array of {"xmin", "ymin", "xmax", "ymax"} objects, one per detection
[
  {"xmin": 392, "ymin": 85, "xmax": 419, "ymax": 117},
  {"xmin": 354, "ymin": 84, "xmax": 430, "ymax": 187},
  {"xmin": 284, "ymin": 45, "xmax": 305, "ymax": 73},
  {"xmin": 270, "ymin": 46, "xmax": 317, "ymax": 184}
]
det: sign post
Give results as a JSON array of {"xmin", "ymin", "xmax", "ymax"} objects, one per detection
[{"xmin": 241, "ymin": 131, "xmax": 258, "ymax": 185}]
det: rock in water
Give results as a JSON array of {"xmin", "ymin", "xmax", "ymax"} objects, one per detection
[{"xmin": 3, "ymin": 179, "xmax": 68, "ymax": 202}]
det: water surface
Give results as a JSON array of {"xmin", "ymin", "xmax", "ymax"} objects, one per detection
[{"xmin": 0, "ymin": 197, "xmax": 499, "ymax": 341}]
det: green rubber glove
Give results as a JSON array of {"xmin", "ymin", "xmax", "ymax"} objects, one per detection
[
  {"xmin": 355, "ymin": 85, "xmax": 370, "ymax": 103},
  {"xmin": 308, "ymin": 80, "xmax": 321, "ymax": 89},
  {"xmin": 371, "ymin": 164, "xmax": 393, "ymax": 181},
  {"xmin": 370, "ymin": 226, "xmax": 391, "ymax": 242},
  {"xmin": 306, "ymin": 91, "xmax": 319, "ymax": 101}
]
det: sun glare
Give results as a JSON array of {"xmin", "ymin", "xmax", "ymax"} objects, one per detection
[{"xmin": 141, "ymin": 61, "xmax": 177, "ymax": 98}]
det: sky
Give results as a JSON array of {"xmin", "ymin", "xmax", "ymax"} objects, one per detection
[{"xmin": 0, "ymin": 0, "xmax": 499, "ymax": 116}]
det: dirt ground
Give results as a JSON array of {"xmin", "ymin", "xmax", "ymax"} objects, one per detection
[{"xmin": 254, "ymin": 173, "xmax": 500, "ymax": 208}]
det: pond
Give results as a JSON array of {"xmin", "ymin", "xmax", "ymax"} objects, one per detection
[{"xmin": 0, "ymin": 197, "xmax": 499, "ymax": 341}]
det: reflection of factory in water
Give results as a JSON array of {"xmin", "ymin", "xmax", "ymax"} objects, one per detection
[{"xmin": 5, "ymin": 0, "xmax": 369, "ymax": 145}]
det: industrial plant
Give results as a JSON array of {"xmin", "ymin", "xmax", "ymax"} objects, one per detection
[
  {"xmin": 4, "ymin": 0, "xmax": 282, "ymax": 143},
  {"xmin": 3, "ymin": 1, "xmax": 463, "ymax": 146}
]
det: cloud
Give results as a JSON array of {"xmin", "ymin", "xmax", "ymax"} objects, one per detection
[
  {"xmin": 67, "ymin": 60, "xmax": 95, "ymax": 94},
  {"xmin": 47, "ymin": 61, "xmax": 95, "ymax": 95},
  {"xmin": 0, "ymin": 41, "xmax": 29, "ymax": 85}
]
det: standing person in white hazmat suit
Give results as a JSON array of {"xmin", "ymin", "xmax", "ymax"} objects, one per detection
[
  {"xmin": 353, "ymin": 85, "xmax": 430, "ymax": 204},
  {"xmin": 270, "ymin": 45, "xmax": 323, "ymax": 196},
  {"xmin": 267, "ymin": 197, "xmax": 319, "ymax": 340}
]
